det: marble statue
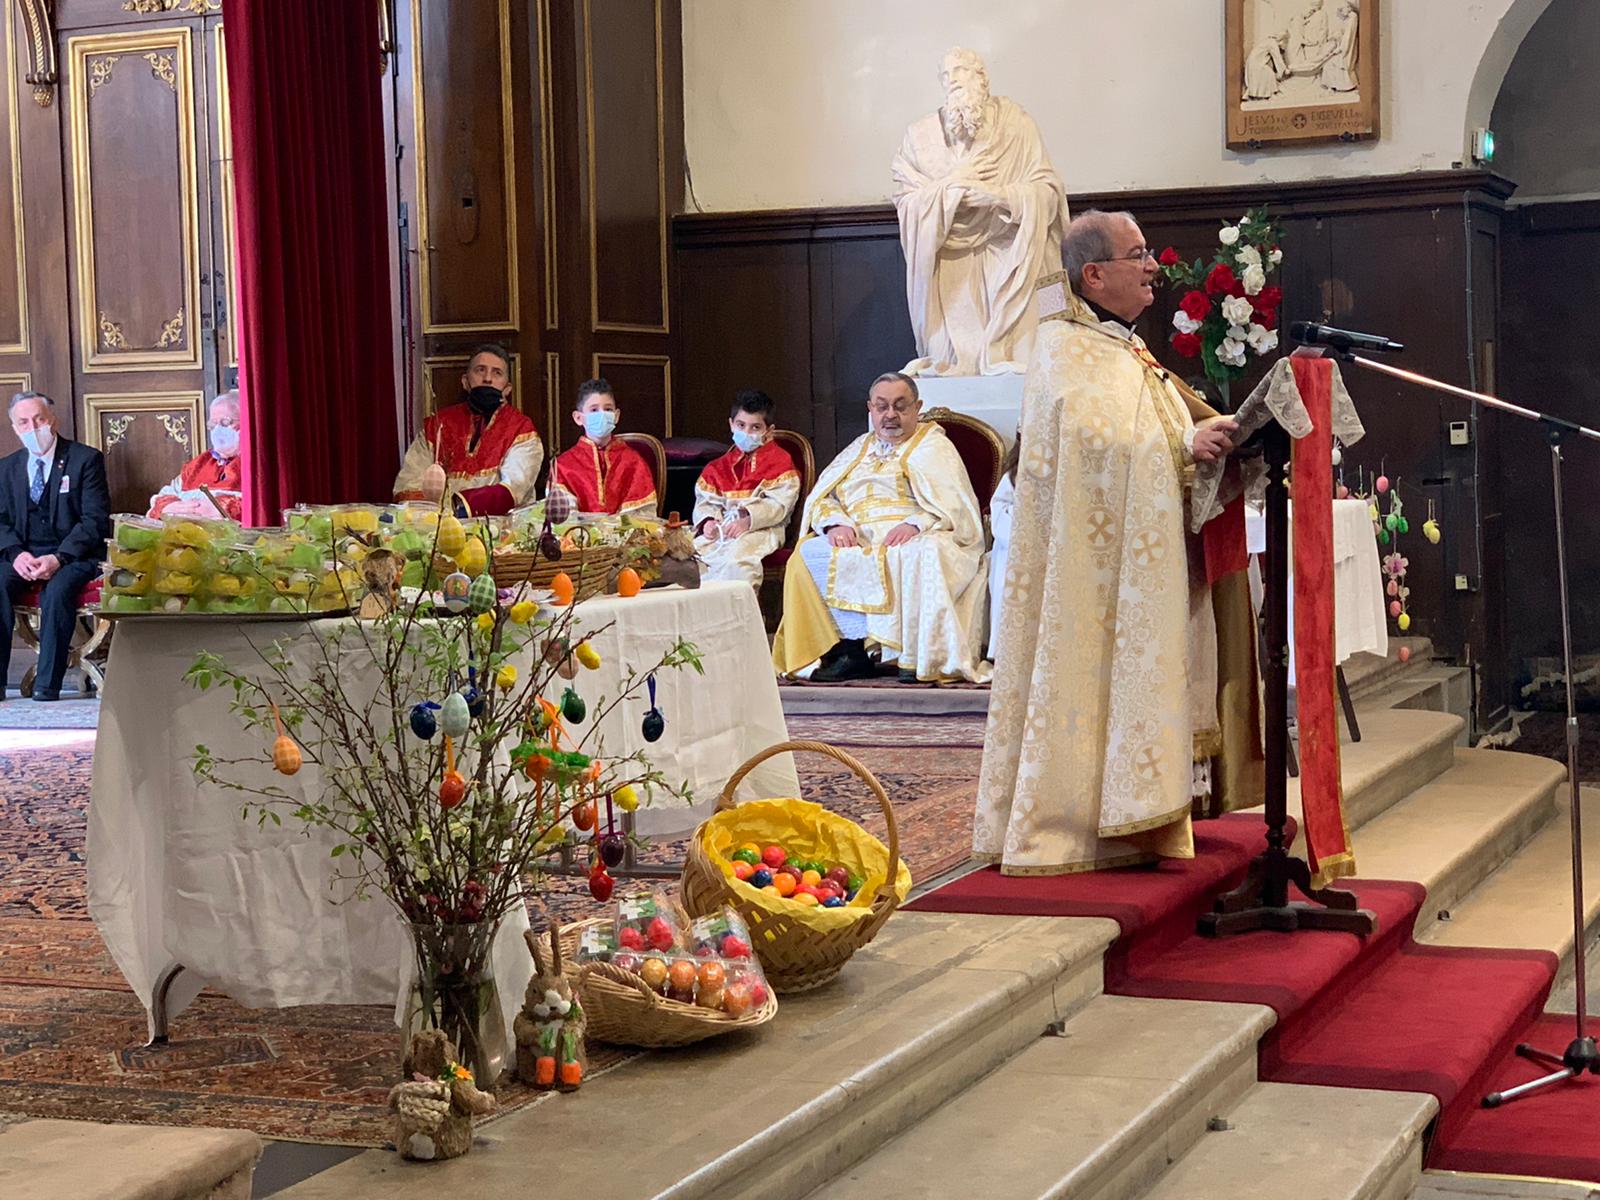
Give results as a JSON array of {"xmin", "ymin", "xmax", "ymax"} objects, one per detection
[
  {"xmin": 1242, "ymin": 0, "xmax": 1360, "ymax": 103},
  {"xmin": 892, "ymin": 48, "xmax": 1070, "ymax": 377}
]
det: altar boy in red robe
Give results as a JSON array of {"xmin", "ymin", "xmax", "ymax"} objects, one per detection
[
  {"xmin": 547, "ymin": 379, "xmax": 657, "ymax": 517},
  {"xmin": 393, "ymin": 344, "xmax": 543, "ymax": 516},
  {"xmin": 693, "ymin": 390, "xmax": 799, "ymax": 586}
]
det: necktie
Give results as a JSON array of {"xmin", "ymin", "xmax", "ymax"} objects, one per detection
[{"xmin": 29, "ymin": 458, "xmax": 44, "ymax": 505}]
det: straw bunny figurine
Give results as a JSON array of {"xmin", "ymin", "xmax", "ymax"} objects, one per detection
[
  {"xmin": 513, "ymin": 926, "xmax": 587, "ymax": 1091},
  {"xmin": 387, "ymin": 1028, "xmax": 496, "ymax": 1162}
]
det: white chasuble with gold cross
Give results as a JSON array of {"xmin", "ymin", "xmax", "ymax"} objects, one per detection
[{"xmin": 973, "ymin": 284, "xmax": 1221, "ymax": 875}]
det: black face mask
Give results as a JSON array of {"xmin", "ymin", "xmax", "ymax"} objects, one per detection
[{"xmin": 466, "ymin": 385, "xmax": 504, "ymax": 418}]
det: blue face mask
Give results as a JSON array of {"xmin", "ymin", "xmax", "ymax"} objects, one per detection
[
  {"xmin": 582, "ymin": 409, "xmax": 618, "ymax": 440},
  {"xmin": 731, "ymin": 428, "xmax": 765, "ymax": 454}
]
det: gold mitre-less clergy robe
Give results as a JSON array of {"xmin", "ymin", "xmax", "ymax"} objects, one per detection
[
  {"xmin": 773, "ymin": 421, "xmax": 990, "ymax": 683},
  {"xmin": 973, "ymin": 277, "xmax": 1263, "ymax": 875}
]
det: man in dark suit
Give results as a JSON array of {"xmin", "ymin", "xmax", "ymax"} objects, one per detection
[{"xmin": 0, "ymin": 392, "xmax": 111, "ymax": 701}]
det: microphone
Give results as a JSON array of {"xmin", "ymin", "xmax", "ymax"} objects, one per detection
[{"xmin": 1289, "ymin": 321, "xmax": 1405, "ymax": 354}]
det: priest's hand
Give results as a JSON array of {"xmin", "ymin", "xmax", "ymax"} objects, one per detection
[
  {"xmin": 825, "ymin": 525, "xmax": 858, "ymax": 548},
  {"xmin": 723, "ymin": 513, "xmax": 752, "ymax": 539},
  {"xmin": 1192, "ymin": 419, "xmax": 1241, "ymax": 464},
  {"xmin": 882, "ymin": 522, "xmax": 920, "ymax": 547}
]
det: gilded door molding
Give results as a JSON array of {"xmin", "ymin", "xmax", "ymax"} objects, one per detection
[
  {"xmin": 68, "ymin": 27, "xmax": 202, "ymax": 373},
  {"xmin": 535, "ymin": 0, "xmax": 557, "ymax": 332},
  {"xmin": 214, "ymin": 22, "xmax": 237, "ymax": 372},
  {"xmin": 0, "ymin": 371, "xmax": 32, "ymax": 396},
  {"xmin": 83, "ymin": 389, "xmax": 205, "ymax": 456},
  {"xmin": 1, "ymin": 8, "xmax": 27, "ymax": 353},
  {"xmin": 411, "ymin": 0, "xmax": 519, "ymax": 336}
]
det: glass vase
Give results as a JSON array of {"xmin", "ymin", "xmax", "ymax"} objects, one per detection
[{"xmin": 402, "ymin": 921, "xmax": 506, "ymax": 1088}]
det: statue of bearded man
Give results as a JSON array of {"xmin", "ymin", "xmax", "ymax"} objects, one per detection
[{"xmin": 893, "ymin": 48, "xmax": 1071, "ymax": 377}]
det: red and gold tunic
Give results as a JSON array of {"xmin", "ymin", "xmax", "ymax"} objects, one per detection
[
  {"xmin": 692, "ymin": 441, "xmax": 801, "ymax": 586},
  {"xmin": 393, "ymin": 402, "xmax": 543, "ymax": 516},
  {"xmin": 148, "ymin": 453, "xmax": 244, "ymax": 521},
  {"xmin": 548, "ymin": 437, "xmax": 657, "ymax": 517}
]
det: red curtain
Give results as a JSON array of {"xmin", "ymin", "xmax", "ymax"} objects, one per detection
[{"xmin": 224, "ymin": 0, "xmax": 397, "ymax": 526}]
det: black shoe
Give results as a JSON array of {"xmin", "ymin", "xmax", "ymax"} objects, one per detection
[
  {"xmin": 32, "ymin": 690, "xmax": 61, "ymax": 702},
  {"xmin": 897, "ymin": 668, "xmax": 919, "ymax": 684},
  {"xmin": 811, "ymin": 641, "xmax": 876, "ymax": 683}
]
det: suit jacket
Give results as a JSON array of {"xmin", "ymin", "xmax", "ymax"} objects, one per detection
[{"xmin": 0, "ymin": 437, "xmax": 113, "ymax": 566}]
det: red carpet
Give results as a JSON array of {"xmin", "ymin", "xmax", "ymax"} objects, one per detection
[{"xmin": 912, "ymin": 814, "xmax": 1572, "ymax": 1180}]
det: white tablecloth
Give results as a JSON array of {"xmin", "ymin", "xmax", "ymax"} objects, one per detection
[
  {"xmin": 1245, "ymin": 497, "xmax": 1388, "ymax": 680},
  {"xmin": 86, "ymin": 581, "xmax": 796, "ymax": 1048}
]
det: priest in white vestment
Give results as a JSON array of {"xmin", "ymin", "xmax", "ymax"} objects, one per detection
[
  {"xmin": 893, "ymin": 48, "xmax": 1070, "ymax": 377},
  {"xmin": 772, "ymin": 372, "xmax": 990, "ymax": 684},
  {"xmin": 974, "ymin": 211, "xmax": 1261, "ymax": 875}
]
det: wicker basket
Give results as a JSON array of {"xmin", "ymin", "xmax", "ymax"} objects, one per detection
[
  {"xmin": 491, "ymin": 543, "xmax": 620, "ymax": 600},
  {"xmin": 679, "ymin": 740, "xmax": 903, "ymax": 994},
  {"xmin": 557, "ymin": 919, "xmax": 778, "ymax": 1048}
]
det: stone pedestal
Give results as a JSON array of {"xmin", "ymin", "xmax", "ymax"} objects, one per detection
[{"xmin": 915, "ymin": 374, "xmax": 1026, "ymax": 449}]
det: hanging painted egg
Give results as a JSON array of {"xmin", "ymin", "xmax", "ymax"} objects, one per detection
[
  {"xmin": 1423, "ymin": 519, "xmax": 1441, "ymax": 544},
  {"xmin": 545, "ymin": 487, "xmax": 575, "ymax": 525},
  {"xmin": 1375, "ymin": 475, "xmax": 1390, "ymax": 494},
  {"xmin": 421, "ymin": 462, "xmax": 447, "ymax": 499},
  {"xmin": 436, "ymin": 514, "xmax": 467, "ymax": 557},
  {"xmin": 561, "ymin": 686, "xmax": 587, "ymax": 724},
  {"xmin": 550, "ymin": 572, "xmax": 575, "ymax": 607},
  {"xmin": 1384, "ymin": 513, "xmax": 1399, "ymax": 532},
  {"xmin": 539, "ymin": 530, "xmax": 563, "ymax": 562},
  {"xmin": 496, "ymin": 664, "xmax": 517, "ymax": 690},
  {"xmin": 509, "ymin": 599, "xmax": 537, "ymax": 625},
  {"xmin": 273, "ymin": 734, "xmax": 302, "ymax": 775},
  {"xmin": 1398, "ymin": 612, "xmax": 1412, "ymax": 632},
  {"xmin": 441, "ymin": 571, "xmax": 472, "ymax": 613},
  {"xmin": 463, "ymin": 684, "xmax": 486, "ymax": 719},
  {"xmin": 600, "ymin": 833, "xmax": 626, "ymax": 868},
  {"xmin": 1368, "ymin": 504, "xmax": 1380, "ymax": 523},
  {"xmin": 588, "ymin": 866, "xmax": 615, "ymax": 903},
  {"xmin": 440, "ymin": 692, "xmax": 471, "ymax": 738},
  {"xmin": 575, "ymin": 642, "xmax": 601, "ymax": 670},
  {"xmin": 1389, "ymin": 600, "xmax": 1403, "ymax": 618},
  {"xmin": 616, "ymin": 567, "xmax": 642, "ymax": 598},
  {"xmin": 613, "ymin": 785, "xmax": 640, "ymax": 812},
  {"xmin": 572, "ymin": 801, "xmax": 597, "ymax": 831},
  {"xmin": 1397, "ymin": 516, "xmax": 1410, "ymax": 535},
  {"xmin": 468, "ymin": 573, "xmax": 497, "ymax": 613},
  {"xmin": 1378, "ymin": 530, "xmax": 1390, "ymax": 545},
  {"xmin": 642, "ymin": 707, "xmax": 665, "ymax": 743},
  {"xmin": 1398, "ymin": 646, "xmax": 1412, "ymax": 663},
  {"xmin": 409, "ymin": 701, "xmax": 439, "ymax": 740},
  {"xmin": 1336, "ymin": 485, "xmax": 1350, "ymax": 500},
  {"xmin": 1331, "ymin": 446, "xmax": 1343, "ymax": 467},
  {"xmin": 456, "ymin": 535, "xmax": 488, "ymax": 577},
  {"xmin": 1386, "ymin": 580, "xmax": 1398, "ymax": 597},
  {"xmin": 439, "ymin": 770, "xmax": 467, "ymax": 809}
]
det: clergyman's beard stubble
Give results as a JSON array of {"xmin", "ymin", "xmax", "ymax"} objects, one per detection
[{"xmin": 944, "ymin": 84, "xmax": 987, "ymax": 141}]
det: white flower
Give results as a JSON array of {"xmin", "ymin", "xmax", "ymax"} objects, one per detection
[
  {"xmin": 1218, "ymin": 225, "xmax": 1241, "ymax": 246},
  {"xmin": 1236, "ymin": 244, "xmax": 1262, "ymax": 270},
  {"xmin": 1242, "ymin": 264, "xmax": 1267, "ymax": 295},
  {"xmin": 1216, "ymin": 337, "xmax": 1247, "ymax": 367},
  {"xmin": 1269, "ymin": 247, "xmax": 1283, "ymax": 265},
  {"xmin": 1246, "ymin": 323, "xmax": 1279, "ymax": 354},
  {"xmin": 1172, "ymin": 309, "xmax": 1203, "ymax": 335},
  {"xmin": 1220, "ymin": 295, "xmax": 1255, "ymax": 326},
  {"xmin": 1227, "ymin": 323, "xmax": 1250, "ymax": 341}
]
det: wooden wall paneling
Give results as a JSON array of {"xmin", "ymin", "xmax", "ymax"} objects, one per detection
[
  {"xmin": 816, "ymin": 236, "xmax": 915, "ymax": 464},
  {"xmin": 55, "ymin": 0, "xmax": 221, "ymax": 33},
  {"xmin": 0, "ymin": 5, "xmax": 27, "ymax": 356},
  {"xmin": 67, "ymin": 27, "xmax": 202, "ymax": 374},
  {"xmin": 412, "ymin": 0, "xmax": 517, "ymax": 336},
  {"xmin": 1497, "ymin": 200, "xmax": 1600, "ymax": 689},
  {"xmin": 83, "ymin": 389, "xmax": 202, "ymax": 514},
  {"xmin": 590, "ymin": 352, "xmax": 669, "ymax": 440},
  {"xmin": 209, "ymin": 19, "xmax": 236, "ymax": 377},
  {"xmin": 1468, "ymin": 212, "xmax": 1508, "ymax": 725},
  {"xmin": 0, "ymin": 370, "xmax": 31, "ymax": 457}
]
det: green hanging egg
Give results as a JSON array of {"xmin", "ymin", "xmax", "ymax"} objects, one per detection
[
  {"xmin": 1378, "ymin": 529, "xmax": 1390, "ymax": 545},
  {"xmin": 468, "ymin": 573, "xmax": 497, "ymax": 613},
  {"xmin": 561, "ymin": 686, "xmax": 586, "ymax": 724},
  {"xmin": 1384, "ymin": 513, "xmax": 1399, "ymax": 532},
  {"xmin": 1397, "ymin": 516, "xmax": 1410, "ymax": 534}
]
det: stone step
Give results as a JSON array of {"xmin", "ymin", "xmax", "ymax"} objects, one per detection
[
  {"xmin": 1271, "ymin": 707, "xmax": 1462, "ymax": 848},
  {"xmin": 1369, "ymin": 664, "xmax": 1473, "ymax": 736},
  {"xmin": 1350, "ymin": 748, "xmax": 1564, "ymax": 932},
  {"xmin": 1138, "ymin": 1081, "xmax": 1436, "ymax": 1200},
  {"xmin": 271, "ymin": 911, "xmax": 1118, "ymax": 1200},
  {"xmin": 1416, "ymin": 1169, "xmax": 1600, "ymax": 1199},
  {"xmin": 1342, "ymin": 638, "xmax": 1436, "ymax": 701},
  {"xmin": 812, "ymin": 994, "xmax": 1274, "ymax": 1200},
  {"xmin": 0, "ymin": 1119, "xmax": 261, "ymax": 1200},
  {"xmin": 778, "ymin": 681, "xmax": 989, "ymax": 717},
  {"xmin": 1423, "ymin": 785, "xmax": 1600, "ymax": 991}
]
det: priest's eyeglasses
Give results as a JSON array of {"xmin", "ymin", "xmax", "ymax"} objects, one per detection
[
  {"xmin": 1093, "ymin": 248, "xmax": 1156, "ymax": 265},
  {"xmin": 868, "ymin": 400, "xmax": 919, "ymax": 415}
]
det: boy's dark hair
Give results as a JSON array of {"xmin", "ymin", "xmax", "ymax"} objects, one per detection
[
  {"xmin": 575, "ymin": 378, "xmax": 614, "ymax": 409},
  {"xmin": 730, "ymin": 388, "xmax": 776, "ymax": 422}
]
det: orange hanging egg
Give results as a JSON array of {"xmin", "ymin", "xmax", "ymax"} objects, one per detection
[
  {"xmin": 273, "ymin": 735, "xmax": 302, "ymax": 775},
  {"xmin": 439, "ymin": 770, "xmax": 467, "ymax": 809},
  {"xmin": 616, "ymin": 567, "xmax": 642, "ymax": 598},
  {"xmin": 550, "ymin": 572, "xmax": 575, "ymax": 606},
  {"xmin": 572, "ymin": 800, "xmax": 597, "ymax": 831}
]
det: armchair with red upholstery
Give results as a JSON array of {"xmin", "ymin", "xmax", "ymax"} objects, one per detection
[
  {"xmin": 12, "ymin": 576, "xmax": 111, "ymax": 697},
  {"xmin": 923, "ymin": 408, "xmax": 1005, "ymax": 517}
]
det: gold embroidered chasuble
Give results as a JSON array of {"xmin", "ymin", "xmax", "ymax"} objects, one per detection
[{"xmin": 973, "ymin": 278, "xmax": 1262, "ymax": 876}]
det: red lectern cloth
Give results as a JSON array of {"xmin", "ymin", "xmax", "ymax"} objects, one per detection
[{"xmin": 1289, "ymin": 355, "xmax": 1354, "ymax": 885}]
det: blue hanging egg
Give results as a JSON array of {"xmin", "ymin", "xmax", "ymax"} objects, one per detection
[
  {"xmin": 440, "ymin": 692, "xmax": 471, "ymax": 738},
  {"xmin": 409, "ymin": 701, "xmax": 439, "ymax": 740},
  {"xmin": 642, "ymin": 707, "xmax": 665, "ymax": 743},
  {"xmin": 463, "ymin": 684, "xmax": 486, "ymax": 719}
]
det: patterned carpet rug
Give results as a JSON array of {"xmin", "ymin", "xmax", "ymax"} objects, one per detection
[{"xmin": 0, "ymin": 712, "xmax": 985, "ymax": 1145}]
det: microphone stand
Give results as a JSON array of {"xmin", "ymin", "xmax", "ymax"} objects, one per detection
[{"xmin": 1335, "ymin": 350, "xmax": 1600, "ymax": 1107}]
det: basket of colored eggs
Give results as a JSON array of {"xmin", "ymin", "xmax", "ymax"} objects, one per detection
[
  {"xmin": 558, "ymin": 912, "xmax": 778, "ymax": 1048},
  {"xmin": 679, "ymin": 740, "xmax": 911, "ymax": 994}
]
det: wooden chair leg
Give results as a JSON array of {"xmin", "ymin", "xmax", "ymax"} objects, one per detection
[{"xmin": 1336, "ymin": 664, "xmax": 1361, "ymax": 742}]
